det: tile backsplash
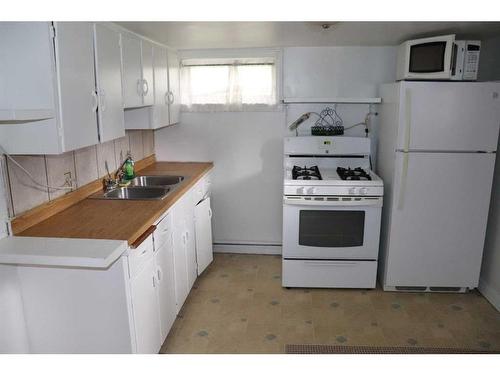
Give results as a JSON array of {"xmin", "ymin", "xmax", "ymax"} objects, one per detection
[{"xmin": 4, "ymin": 130, "xmax": 154, "ymax": 217}]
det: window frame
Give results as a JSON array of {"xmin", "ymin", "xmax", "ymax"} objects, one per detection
[{"xmin": 179, "ymin": 48, "xmax": 283, "ymax": 113}]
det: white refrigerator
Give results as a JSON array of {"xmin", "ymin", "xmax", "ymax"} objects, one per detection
[{"xmin": 376, "ymin": 81, "xmax": 500, "ymax": 291}]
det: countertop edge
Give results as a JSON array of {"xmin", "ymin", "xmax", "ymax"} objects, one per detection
[{"xmin": 0, "ymin": 237, "xmax": 129, "ymax": 268}]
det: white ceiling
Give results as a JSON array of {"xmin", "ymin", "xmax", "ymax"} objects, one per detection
[{"xmin": 117, "ymin": 21, "xmax": 500, "ymax": 50}]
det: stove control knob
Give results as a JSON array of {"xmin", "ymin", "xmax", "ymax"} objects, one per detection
[
  {"xmin": 348, "ymin": 187, "xmax": 356, "ymax": 195},
  {"xmin": 307, "ymin": 187, "xmax": 316, "ymax": 195},
  {"xmin": 297, "ymin": 187, "xmax": 305, "ymax": 195},
  {"xmin": 359, "ymin": 187, "xmax": 368, "ymax": 195}
]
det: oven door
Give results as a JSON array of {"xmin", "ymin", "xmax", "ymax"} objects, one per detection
[{"xmin": 283, "ymin": 196, "xmax": 382, "ymax": 260}]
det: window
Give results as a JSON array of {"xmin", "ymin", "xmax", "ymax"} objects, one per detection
[{"xmin": 180, "ymin": 57, "xmax": 277, "ymax": 111}]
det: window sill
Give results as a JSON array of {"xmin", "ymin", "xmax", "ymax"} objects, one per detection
[{"xmin": 180, "ymin": 104, "xmax": 284, "ymax": 113}]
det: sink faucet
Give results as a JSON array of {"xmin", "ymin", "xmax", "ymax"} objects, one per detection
[{"xmin": 102, "ymin": 153, "xmax": 135, "ymax": 192}]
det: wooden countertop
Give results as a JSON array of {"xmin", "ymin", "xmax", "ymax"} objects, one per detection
[{"xmin": 17, "ymin": 162, "xmax": 214, "ymax": 246}]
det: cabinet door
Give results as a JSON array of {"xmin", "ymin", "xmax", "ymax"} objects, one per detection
[
  {"xmin": 121, "ymin": 34, "xmax": 143, "ymax": 108},
  {"xmin": 0, "ymin": 22, "xmax": 56, "ymax": 122},
  {"xmin": 54, "ymin": 22, "xmax": 99, "ymax": 151},
  {"xmin": 94, "ymin": 23, "xmax": 125, "ymax": 143},
  {"xmin": 141, "ymin": 40, "xmax": 154, "ymax": 106},
  {"xmin": 152, "ymin": 45, "xmax": 170, "ymax": 128},
  {"xmin": 167, "ymin": 49, "xmax": 181, "ymax": 125},
  {"xmin": 154, "ymin": 240, "xmax": 177, "ymax": 341},
  {"xmin": 129, "ymin": 257, "xmax": 161, "ymax": 354},
  {"xmin": 172, "ymin": 200, "xmax": 189, "ymax": 312},
  {"xmin": 185, "ymin": 202, "xmax": 198, "ymax": 289},
  {"xmin": 194, "ymin": 197, "xmax": 213, "ymax": 275}
]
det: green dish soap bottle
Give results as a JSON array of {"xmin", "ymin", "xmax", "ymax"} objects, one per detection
[{"xmin": 123, "ymin": 153, "xmax": 135, "ymax": 180}]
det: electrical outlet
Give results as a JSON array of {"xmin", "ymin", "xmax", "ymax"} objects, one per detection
[{"xmin": 64, "ymin": 171, "xmax": 73, "ymax": 189}]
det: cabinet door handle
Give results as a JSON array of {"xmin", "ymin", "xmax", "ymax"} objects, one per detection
[
  {"xmin": 137, "ymin": 79, "xmax": 144, "ymax": 96},
  {"xmin": 99, "ymin": 89, "xmax": 107, "ymax": 112},
  {"xmin": 157, "ymin": 266, "xmax": 163, "ymax": 282},
  {"xmin": 91, "ymin": 91, "xmax": 98, "ymax": 112},
  {"xmin": 167, "ymin": 91, "xmax": 174, "ymax": 104},
  {"xmin": 143, "ymin": 79, "xmax": 149, "ymax": 95},
  {"xmin": 208, "ymin": 208, "xmax": 213, "ymax": 219},
  {"xmin": 164, "ymin": 91, "xmax": 169, "ymax": 105}
]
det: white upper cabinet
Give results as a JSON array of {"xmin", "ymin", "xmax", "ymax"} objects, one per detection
[
  {"xmin": 0, "ymin": 22, "xmax": 126, "ymax": 154},
  {"xmin": 121, "ymin": 34, "xmax": 155, "ymax": 108},
  {"xmin": 124, "ymin": 45, "xmax": 181, "ymax": 130},
  {"xmin": 167, "ymin": 49, "xmax": 181, "ymax": 125},
  {"xmin": 54, "ymin": 22, "xmax": 99, "ymax": 151},
  {"xmin": 121, "ymin": 34, "xmax": 144, "ymax": 108},
  {"xmin": 0, "ymin": 22, "xmax": 100, "ymax": 154},
  {"xmin": 93, "ymin": 23, "xmax": 125, "ymax": 143},
  {"xmin": 141, "ymin": 41, "xmax": 154, "ymax": 106},
  {"xmin": 151, "ymin": 45, "xmax": 170, "ymax": 128},
  {"xmin": 0, "ymin": 22, "xmax": 56, "ymax": 122}
]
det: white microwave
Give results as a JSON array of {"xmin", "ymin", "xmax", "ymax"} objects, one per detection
[{"xmin": 397, "ymin": 34, "xmax": 481, "ymax": 81}]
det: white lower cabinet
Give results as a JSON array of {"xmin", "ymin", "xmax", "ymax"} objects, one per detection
[
  {"xmin": 172, "ymin": 194, "xmax": 191, "ymax": 312},
  {"xmin": 128, "ymin": 235, "xmax": 162, "ymax": 354},
  {"xmin": 7, "ymin": 171, "xmax": 213, "ymax": 353},
  {"xmin": 195, "ymin": 196, "xmax": 214, "ymax": 275},
  {"xmin": 153, "ymin": 214, "xmax": 177, "ymax": 341}
]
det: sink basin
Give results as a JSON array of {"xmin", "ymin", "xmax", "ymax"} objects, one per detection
[
  {"xmin": 129, "ymin": 175, "xmax": 184, "ymax": 187},
  {"xmin": 102, "ymin": 186, "xmax": 170, "ymax": 200}
]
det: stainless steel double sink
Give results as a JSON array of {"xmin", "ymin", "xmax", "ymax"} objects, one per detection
[{"xmin": 92, "ymin": 175, "xmax": 185, "ymax": 200}]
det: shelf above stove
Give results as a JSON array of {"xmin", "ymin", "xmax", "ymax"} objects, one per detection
[{"xmin": 282, "ymin": 97, "xmax": 382, "ymax": 104}]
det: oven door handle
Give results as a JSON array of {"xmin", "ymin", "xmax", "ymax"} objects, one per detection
[{"xmin": 283, "ymin": 196, "xmax": 383, "ymax": 207}]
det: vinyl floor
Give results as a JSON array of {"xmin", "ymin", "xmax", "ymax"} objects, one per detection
[{"xmin": 160, "ymin": 253, "xmax": 500, "ymax": 354}]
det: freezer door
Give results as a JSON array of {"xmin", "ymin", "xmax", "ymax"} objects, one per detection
[
  {"xmin": 384, "ymin": 151, "xmax": 496, "ymax": 288},
  {"xmin": 397, "ymin": 81, "xmax": 500, "ymax": 152}
]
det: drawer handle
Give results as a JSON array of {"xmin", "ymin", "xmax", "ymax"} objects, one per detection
[
  {"xmin": 304, "ymin": 261, "xmax": 357, "ymax": 267},
  {"xmin": 130, "ymin": 225, "xmax": 156, "ymax": 249}
]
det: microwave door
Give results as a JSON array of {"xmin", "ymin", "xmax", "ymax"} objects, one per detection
[{"xmin": 403, "ymin": 34, "xmax": 455, "ymax": 80}]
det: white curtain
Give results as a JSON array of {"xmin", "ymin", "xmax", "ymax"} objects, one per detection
[{"xmin": 180, "ymin": 58, "xmax": 277, "ymax": 112}]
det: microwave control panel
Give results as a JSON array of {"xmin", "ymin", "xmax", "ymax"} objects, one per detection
[{"xmin": 463, "ymin": 41, "xmax": 481, "ymax": 80}]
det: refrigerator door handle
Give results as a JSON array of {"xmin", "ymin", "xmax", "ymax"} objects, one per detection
[
  {"xmin": 398, "ymin": 151, "xmax": 409, "ymax": 210},
  {"xmin": 398, "ymin": 88, "xmax": 412, "ymax": 210},
  {"xmin": 403, "ymin": 88, "xmax": 412, "ymax": 152}
]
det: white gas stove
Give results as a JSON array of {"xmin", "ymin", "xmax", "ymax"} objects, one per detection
[{"xmin": 282, "ymin": 136, "xmax": 384, "ymax": 289}]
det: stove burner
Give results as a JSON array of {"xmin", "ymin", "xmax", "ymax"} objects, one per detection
[
  {"xmin": 337, "ymin": 167, "xmax": 372, "ymax": 181},
  {"xmin": 292, "ymin": 165, "xmax": 322, "ymax": 180}
]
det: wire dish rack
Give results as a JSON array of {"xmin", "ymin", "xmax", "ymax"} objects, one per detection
[{"xmin": 310, "ymin": 107, "xmax": 344, "ymax": 136}]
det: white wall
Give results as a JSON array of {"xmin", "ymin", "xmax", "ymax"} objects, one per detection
[
  {"xmin": 479, "ymin": 35, "xmax": 500, "ymax": 311},
  {"xmin": 155, "ymin": 46, "xmax": 397, "ymax": 250},
  {"xmin": 479, "ymin": 35, "xmax": 500, "ymax": 82},
  {"xmin": 156, "ymin": 111, "xmax": 286, "ymax": 246}
]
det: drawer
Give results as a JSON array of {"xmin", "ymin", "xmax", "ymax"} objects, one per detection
[
  {"xmin": 282, "ymin": 259, "xmax": 377, "ymax": 288},
  {"xmin": 153, "ymin": 212, "xmax": 173, "ymax": 251},
  {"xmin": 128, "ymin": 234, "xmax": 154, "ymax": 278}
]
